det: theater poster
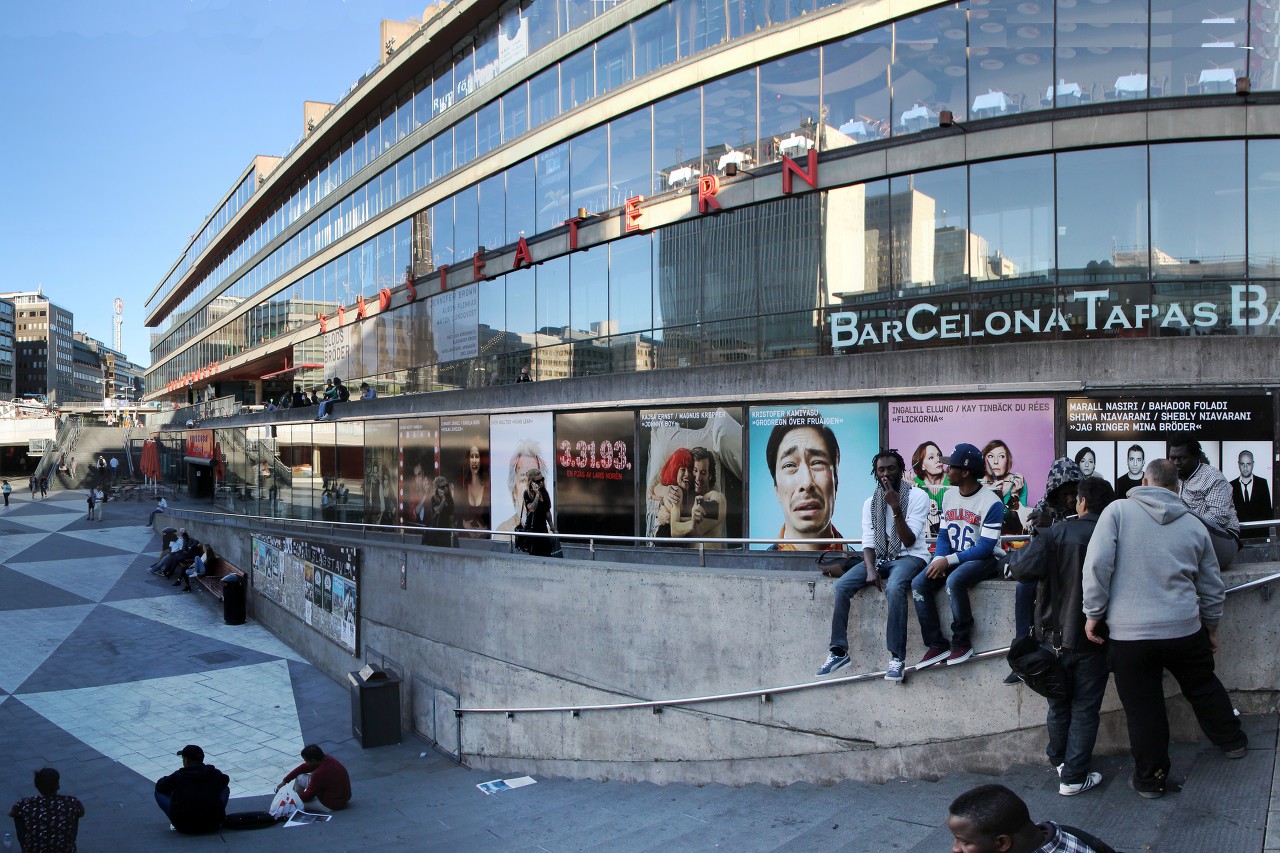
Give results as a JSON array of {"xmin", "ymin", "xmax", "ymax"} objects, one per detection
[
  {"xmin": 490, "ymin": 412, "xmax": 554, "ymax": 538},
  {"xmin": 439, "ymin": 414, "xmax": 490, "ymax": 537},
  {"xmin": 887, "ymin": 397, "xmax": 1056, "ymax": 535},
  {"xmin": 748, "ymin": 403, "xmax": 879, "ymax": 550},
  {"xmin": 639, "ymin": 407, "xmax": 744, "ymax": 545},
  {"xmin": 398, "ymin": 417, "xmax": 440, "ymax": 527},
  {"xmin": 1066, "ymin": 394, "xmax": 1274, "ymax": 522},
  {"xmin": 554, "ymin": 410, "xmax": 636, "ymax": 540}
]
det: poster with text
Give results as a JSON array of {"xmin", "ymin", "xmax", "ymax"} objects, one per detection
[
  {"xmin": 490, "ymin": 412, "xmax": 555, "ymax": 537},
  {"xmin": 748, "ymin": 403, "xmax": 879, "ymax": 550},
  {"xmin": 1066, "ymin": 394, "xmax": 1274, "ymax": 521},
  {"xmin": 638, "ymin": 407, "xmax": 744, "ymax": 545},
  {"xmin": 398, "ymin": 417, "xmax": 440, "ymax": 527},
  {"xmin": 554, "ymin": 410, "xmax": 636, "ymax": 540},
  {"xmin": 887, "ymin": 397, "xmax": 1056, "ymax": 535},
  {"xmin": 252, "ymin": 534, "xmax": 359, "ymax": 653},
  {"xmin": 363, "ymin": 419, "xmax": 398, "ymax": 525},
  {"xmin": 440, "ymin": 414, "xmax": 490, "ymax": 537}
]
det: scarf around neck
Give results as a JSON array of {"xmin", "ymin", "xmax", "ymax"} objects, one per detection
[{"xmin": 871, "ymin": 478, "xmax": 913, "ymax": 561}]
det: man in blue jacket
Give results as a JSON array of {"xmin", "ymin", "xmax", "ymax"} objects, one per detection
[{"xmin": 912, "ymin": 443, "xmax": 1005, "ymax": 667}]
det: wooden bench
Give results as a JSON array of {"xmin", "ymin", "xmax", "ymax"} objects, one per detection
[{"xmin": 195, "ymin": 555, "xmax": 246, "ymax": 600}]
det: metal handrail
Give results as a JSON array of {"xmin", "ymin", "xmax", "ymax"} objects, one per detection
[{"xmin": 454, "ymin": 571, "xmax": 1280, "ymax": 717}]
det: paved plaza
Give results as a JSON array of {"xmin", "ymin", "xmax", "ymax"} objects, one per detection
[{"xmin": 0, "ymin": 486, "xmax": 1276, "ymax": 851}]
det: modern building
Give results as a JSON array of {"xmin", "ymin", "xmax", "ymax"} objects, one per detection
[
  {"xmin": 73, "ymin": 332, "xmax": 145, "ymax": 403},
  {"xmin": 144, "ymin": 0, "xmax": 1280, "ymax": 785},
  {"xmin": 0, "ymin": 298, "xmax": 16, "ymax": 401},
  {"xmin": 70, "ymin": 336, "xmax": 105, "ymax": 402},
  {"xmin": 6, "ymin": 291, "xmax": 74, "ymax": 404}
]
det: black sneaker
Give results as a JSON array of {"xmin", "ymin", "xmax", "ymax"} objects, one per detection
[
  {"xmin": 1003, "ymin": 670, "xmax": 1022, "ymax": 685},
  {"xmin": 1130, "ymin": 774, "xmax": 1182, "ymax": 799}
]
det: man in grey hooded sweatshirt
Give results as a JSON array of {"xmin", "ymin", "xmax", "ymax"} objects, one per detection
[{"xmin": 1082, "ymin": 459, "xmax": 1247, "ymax": 799}]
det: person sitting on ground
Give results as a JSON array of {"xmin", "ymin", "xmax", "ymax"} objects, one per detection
[
  {"xmin": 948, "ymin": 783, "xmax": 1116, "ymax": 853},
  {"xmin": 359, "ymin": 381, "xmax": 376, "ymax": 400},
  {"xmin": 9, "ymin": 767, "xmax": 84, "ymax": 853},
  {"xmin": 154, "ymin": 745, "xmax": 230, "ymax": 835},
  {"xmin": 147, "ymin": 496, "xmax": 168, "ymax": 528},
  {"xmin": 276, "ymin": 745, "xmax": 351, "ymax": 812}
]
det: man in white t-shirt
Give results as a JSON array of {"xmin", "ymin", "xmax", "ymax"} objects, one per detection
[{"xmin": 816, "ymin": 449, "xmax": 930, "ymax": 682}]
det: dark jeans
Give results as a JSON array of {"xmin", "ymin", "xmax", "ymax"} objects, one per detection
[
  {"xmin": 1108, "ymin": 627, "xmax": 1246, "ymax": 790},
  {"xmin": 1014, "ymin": 581, "xmax": 1036, "ymax": 639},
  {"xmin": 1045, "ymin": 646, "xmax": 1110, "ymax": 784},
  {"xmin": 829, "ymin": 556, "xmax": 926, "ymax": 660},
  {"xmin": 155, "ymin": 789, "xmax": 229, "ymax": 827},
  {"xmin": 911, "ymin": 557, "xmax": 998, "ymax": 650}
]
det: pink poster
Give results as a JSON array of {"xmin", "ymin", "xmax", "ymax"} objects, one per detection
[{"xmin": 886, "ymin": 398, "xmax": 1056, "ymax": 535}]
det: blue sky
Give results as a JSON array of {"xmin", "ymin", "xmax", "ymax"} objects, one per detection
[{"xmin": 0, "ymin": 0, "xmax": 424, "ymax": 368}]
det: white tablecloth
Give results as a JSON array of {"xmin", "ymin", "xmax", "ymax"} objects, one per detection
[
  {"xmin": 668, "ymin": 166, "xmax": 698, "ymax": 185},
  {"xmin": 900, "ymin": 105, "xmax": 937, "ymax": 124},
  {"xmin": 972, "ymin": 91, "xmax": 1009, "ymax": 112},
  {"xmin": 1047, "ymin": 82, "xmax": 1083, "ymax": 100},
  {"xmin": 838, "ymin": 119, "xmax": 872, "ymax": 137},
  {"xmin": 1199, "ymin": 67, "xmax": 1235, "ymax": 84},
  {"xmin": 717, "ymin": 150, "xmax": 749, "ymax": 171},
  {"xmin": 779, "ymin": 134, "xmax": 814, "ymax": 155},
  {"xmin": 1115, "ymin": 73, "xmax": 1148, "ymax": 93}
]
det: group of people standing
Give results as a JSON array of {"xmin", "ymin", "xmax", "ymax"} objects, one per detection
[{"xmin": 820, "ymin": 437, "xmax": 1247, "ymax": 804}]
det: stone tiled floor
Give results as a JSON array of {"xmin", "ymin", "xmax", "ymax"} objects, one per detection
[{"xmin": 0, "ymin": 485, "xmax": 1274, "ymax": 851}]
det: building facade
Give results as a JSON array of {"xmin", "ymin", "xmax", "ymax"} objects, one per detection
[{"xmin": 7, "ymin": 291, "xmax": 74, "ymax": 404}]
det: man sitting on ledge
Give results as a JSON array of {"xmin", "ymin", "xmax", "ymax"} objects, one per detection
[{"xmin": 276, "ymin": 745, "xmax": 351, "ymax": 812}]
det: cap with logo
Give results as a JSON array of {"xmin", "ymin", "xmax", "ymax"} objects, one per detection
[{"xmin": 943, "ymin": 443, "xmax": 986, "ymax": 477}]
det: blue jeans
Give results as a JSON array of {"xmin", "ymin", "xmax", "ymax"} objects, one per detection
[
  {"xmin": 829, "ymin": 556, "xmax": 926, "ymax": 660},
  {"xmin": 318, "ymin": 399, "xmax": 335, "ymax": 418},
  {"xmin": 1045, "ymin": 646, "xmax": 1109, "ymax": 785},
  {"xmin": 911, "ymin": 557, "xmax": 998, "ymax": 651}
]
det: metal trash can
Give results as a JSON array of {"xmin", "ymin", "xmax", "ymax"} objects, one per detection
[
  {"xmin": 348, "ymin": 668, "xmax": 402, "ymax": 748},
  {"xmin": 222, "ymin": 575, "xmax": 246, "ymax": 626}
]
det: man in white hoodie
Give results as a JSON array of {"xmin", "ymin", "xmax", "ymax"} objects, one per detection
[{"xmin": 1082, "ymin": 458, "xmax": 1247, "ymax": 800}]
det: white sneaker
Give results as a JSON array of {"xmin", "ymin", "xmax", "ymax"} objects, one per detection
[{"xmin": 1059, "ymin": 771, "xmax": 1102, "ymax": 796}]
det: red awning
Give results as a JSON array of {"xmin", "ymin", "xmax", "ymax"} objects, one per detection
[{"xmin": 261, "ymin": 362, "xmax": 323, "ymax": 380}]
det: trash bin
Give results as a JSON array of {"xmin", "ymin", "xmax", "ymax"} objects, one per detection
[
  {"xmin": 348, "ymin": 668, "xmax": 402, "ymax": 748},
  {"xmin": 222, "ymin": 575, "xmax": 246, "ymax": 626}
]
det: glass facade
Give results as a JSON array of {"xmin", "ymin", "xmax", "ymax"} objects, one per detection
[{"xmin": 149, "ymin": 0, "xmax": 1280, "ymax": 397}]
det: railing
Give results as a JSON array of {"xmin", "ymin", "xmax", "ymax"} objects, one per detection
[
  {"xmin": 33, "ymin": 416, "xmax": 81, "ymax": 483},
  {"xmin": 169, "ymin": 394, "xmax": 241, "ymax": 425}
]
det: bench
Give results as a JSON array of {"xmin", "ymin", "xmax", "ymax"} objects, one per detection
[{"xmin": 194, "ymin": 555, "xmax": 246, "ymax": 601}]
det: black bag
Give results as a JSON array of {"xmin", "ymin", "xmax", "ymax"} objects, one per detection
[
  {"xmin": 816, "ymin": 550, "xmax": 859, "ymax": 578},
  {"xmin": 222, "ymin": 810, "xmax": 279, "ymax": 830},
  {"xmin": 1007, "ymin": 635, "xmax": 1071, "ymax": 701}
]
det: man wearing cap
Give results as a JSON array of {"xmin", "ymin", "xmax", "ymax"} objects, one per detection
[
  {"xmin": 276, "ymin": 745, "xmax": 352, "ymax": 811},
  {"xmin": 154, "ymin": 745, "xmax": 230, "ymax": 834},
  {"xmin": 911, "ymin": 443, "xmax": 1006, "ymax": 667}
]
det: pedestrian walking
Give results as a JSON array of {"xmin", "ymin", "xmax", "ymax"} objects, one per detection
[
  {"xmin": 2, "ymin": 480, "xmax": 10, "ymax": 506},
  {"xmin": 94, "ymin": 487, "xmax": 105, "ymax": 522},
  {"xmin": 86, "ymin": 490, "xmax": 95, "ymax": 521},
  {"xmin": 40, "ymin": 476, "xmax": 48, "ymax": 499}
]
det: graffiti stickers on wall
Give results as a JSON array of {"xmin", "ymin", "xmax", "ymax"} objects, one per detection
[{"xmin": 252, "ymin": 534, "xmax": 359, "ymax": 653}]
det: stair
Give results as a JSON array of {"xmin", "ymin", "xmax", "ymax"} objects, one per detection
[{"xmin": 55, "ymin": 426, "xmax": 139, "ymax": 491}]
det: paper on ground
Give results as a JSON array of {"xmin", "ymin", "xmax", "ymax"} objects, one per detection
[{"xmin": 477, "ymin": 776, "xmax": 537, "ymax": 795}]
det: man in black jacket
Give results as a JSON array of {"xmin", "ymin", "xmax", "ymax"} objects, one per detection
[
  {"xmin": 154, "ymin": 745, "xmax": 230, "ymax": 834},
  {"xmin": 1010, "ymin": 476, "xmax": 1115, "ymax": 797}
]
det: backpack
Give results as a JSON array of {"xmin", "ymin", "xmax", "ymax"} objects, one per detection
[
  {"xmin": 337, "ymin": 383, "xmax": 350, "ymax": 402},
  {"xmin": 1007, "ymin": 635, "xmax": 1071, "ymax": 701},
  {"xmin": 222, "ymin": 810, "xmax": 279, "ymax": 830}
]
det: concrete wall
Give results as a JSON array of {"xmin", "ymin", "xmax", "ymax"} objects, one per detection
[{"xmin": 176, "ymin": 514, "xmax": 1280, "ymax": 786}]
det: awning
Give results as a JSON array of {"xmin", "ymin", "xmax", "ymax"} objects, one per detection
[
  {"xmin": 261, "ymin": 362, "xmax": 323, "ymax": 380},
  {"xmin": 184, "ymin": 456, "xmax": 215, "ymax": 466}
]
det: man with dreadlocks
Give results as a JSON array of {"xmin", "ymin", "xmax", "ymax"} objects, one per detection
[{"xmin": 816, "ymin": 449, "xmax": 930, "ymax": 682}]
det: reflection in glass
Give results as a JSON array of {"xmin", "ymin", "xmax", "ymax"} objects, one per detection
[
  {"xmin": 536, "ymin": 255, "xmax": 570, "ymax": 338},
  {"xmin": 888, "ymin": 166, "xmax": 969, "ymax": 291},
  {"xmin": 1057, "ymin": 0, "xmax": 1148, "ymax": 103},
  {"xmin": 597, "ymin": 25, "xmax": 633, "ymax": 95},
  {"xmin": 610, "ymin": 108, "xmax": 652, "ymax": 203},
  {"xmin": 969, "ymin": 155, "xmax": 1055, "ymax": 287},
  {"xmin": 529, "ymin": 65, "xmax": 559, "ymax": 127},
  {"xmin": 610, "ymin": 237, "xmax": 653, "ymax": 335},
  {"xmin": 700, "ymin": 207, "xmax": 758, "ymax": 321},
  {"xmin": 1057, "ymin": 146, "xmax": 1149, "ymax": 282},
  {"xmin": 821, "ymin": 31, "xmax": 890, "ymax": 149},
  {"xmin": 570, "ymin": 247, "xmax": 609, "ymax": 336},
  {"xmin": 1153, "ymin": 281, "xmax": 1245, "ymax": 336},
  {"xmin": 1248, "ymin": 141, "xmax": 1280, "ymax": 276},
  {"xmin": 562, "ymin": 47, "xmax": 594, "ymax": 111},
  {"xmin": 536, "ymin": 143, "xmax": 570, "ymax": 232},
  {"xmin": 655, "ymin": 89, "xmax": 701, "ymax": 190},
  {"xmin": 570, "ymin": 126, "xmax": 609, "ymax": 215},
  {"xmin": 825, "ymin": 180, "xmax": 889, "ymax": 299},
  {"xmin": 758, "ymin": 50, "xmax": 820, "ymax": 166},
  {"xmin": 477, "ymin": 172, "xmax": 505, "ymax": 251},
  {"xmin": 702, "ymin": 69, "xmax": 758, "ymax": 175},
  {"xmin": 454, "ymin": 184, "xmax": 479, "ymax": 262},
  {"xmin": 1149, "ymin": 141, "xmax": 1244, "ymax": 276},
  {"xmin": 968, "ymin": 0, "xmax": 1052, "ymax": 116},
  {"xmin": 506, "ymin": 158, "xmax": 535, "ymax": 244},
  {"xmin": 892, "ymin": 7, "xmax": 968, "ymax": 133},
  {"xmin": 501, "ymin": 84, "xmax": 528, "ymax": 143},
  {"xmin": 1151, "ymin": 0, "xmax": 1246, "ymax": 97}
]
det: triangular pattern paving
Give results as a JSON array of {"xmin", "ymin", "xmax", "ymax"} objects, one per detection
[
  {"xmin": 16, "ymin": 660, "xmax": 303, "ymax": 797},
  {"xmin": 5, "ymin": 554, "xmax": 137, "ymax": 604},
  {"xmin": 7, "ymin": 531, "xmax": 136, "ymax": 564},
  {"xmin": 5, "ymin": 512, "xmax": 85, "ymax": 534},
  {"xmin": 107, "ymin": 597, "xmax": 305, "ymax": 662},
  {"xmin": 0, "ymin": 604, "xmax": 94, "ymax": 693},
  {"xmin": 60, "ymin": 526, "xmax": 158, "ymax": 556},
  {"xmin": 0, "ymin": 533, "xmax": 55, "ymax": 564},
  {"xmin": 0, "ymin": 565, "xmax": 94, "ymax": 613},
  {"xmin": 15, "ymin": 603, "xmax": 281, "ymax": 693}
]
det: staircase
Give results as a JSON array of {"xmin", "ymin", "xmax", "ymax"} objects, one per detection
[{"xmin": 55, "ymin": 425, "xmax": 138, "ymax": 490}]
